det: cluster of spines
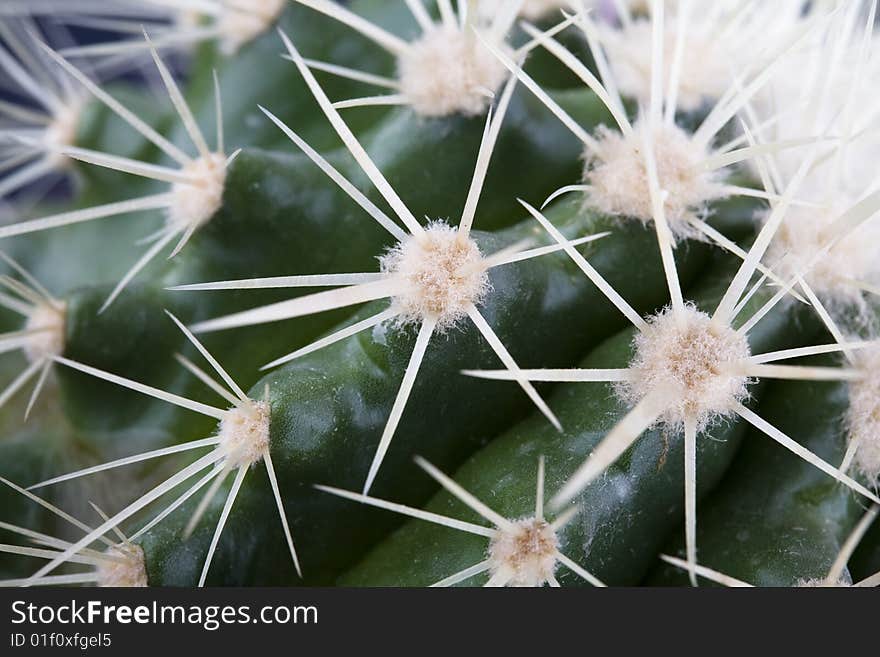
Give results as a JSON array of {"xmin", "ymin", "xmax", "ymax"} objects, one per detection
[{"xmin": 0, "ymin": 0, "xmax": 878, "ymax": 588}]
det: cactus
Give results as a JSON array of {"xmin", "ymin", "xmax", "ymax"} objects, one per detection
[{"xmin": 0, "ymin": 0, "xmax": 879, "ymax": 589}]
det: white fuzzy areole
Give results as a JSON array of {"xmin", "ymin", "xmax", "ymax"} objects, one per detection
[
  {"xmin": 753, "ymin": 32, "xmax": 880, "ymax": 314},
  {"xmin": 44, "ymin": 99, "xmax": 84, "ymax": 168},
  {"xmin": 753, "ymin": 24, "xmax": 880, "ymax": 191},
  {"xmin": 166, "ymin": 152, "xmax": 227, "ymax": 234},
  {"xmin": 602, "ymin": 19, "xmax": 730, "ymax": 113},
  {"xmin": 601, "ymin": 3, "xmax": 806, "ymax": 111},
  {"xmin": 381, "ymin": 223, "xmax": 489, "ymax": 331},
  {"xmin": 218, "ymin": 400, "xmax": 271, "ymax": 469},
  {"xmin": 765, "ymin": 202, "xmax": 880, "ymax": 314},
  {"xmin": 487, "ymin": 517, "xmax": 559, "ymax": 587},
  {"xmin": 848, "ymin": 348, "xmax": 880, "ymax": 483},
  {"xmin": 585, "ymin": 122, "xmax": 721, "ymax": 237},
  {"xmin": 97, "ymin": 544, "xmax": 148, "ymax": 587},
  {"xmin": 23, "ymin": 301, "xmax": 66, "ymax": 364},
  {"xmin": 619, "ymin": 306, "xmax": 751, "ymax": 430},
  {"xmin": 217, "ymin": 0, "xmax": 285, "ymax": 54},
  {"xmin": 398, "ymin": 26, "xmax": 511, "ymax": 117}
]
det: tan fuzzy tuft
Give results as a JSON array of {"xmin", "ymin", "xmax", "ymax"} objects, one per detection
[
  {"xmin": 175, "ymin": 9, "xmax": 204, "ymax": 32},
  {"xmin": 754, "ymin": 21, "xmax": 880, "ymax": 314},
  {"xmin": 398, "ymin": 26, "xmax": 511, "ymax": 117},
  {"xmin": 218, "ymin": 400, "xmax": 271, "ymax": 469},
  {"xmin": 216, "ymin": 0, "xmax": 285, "ymax": 55},
  {"xmin": 765, "ymin": 203, "xmax": 880, "ymax": 315},
  {"xmin": 585, "ymin": 123, "xmax": 722, "ymax": 237},
  {"xmin": 97, "ymin": 544, "xmax": 148, "ymax": 587},
  {"xmin": 44, "ymin": 100, "xmax": 84, "ymax": 168},
  {"xmin": 166, "ymin": 152, "xmax": 227, "ymax": 234},
  {"xmin": 381, "ymin": 223, "xmax": 490, "ymax": 331},
  {"xmin": 487, "ymin": 517, "xmax": 559, "ymax": 587},
  {"xmin": 599, "ymin": 3, "xmax": 806, "ymax": 111},
  {"xmin": 619, "ymin": 305, "xmax": 751, "ymax": 431},
  {"xmin": 23, "ymin": 301, "xmax": 66, "ymax": 364},
  {"xmin": 848, "ymin": 348, "xmax": 880, "ymax": 483},
  {"xmin": 602, "ymin": 19, "xmax": 730, "ymax": 112}
]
